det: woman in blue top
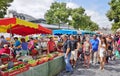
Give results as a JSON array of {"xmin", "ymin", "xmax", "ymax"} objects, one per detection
[
  {"xmin": 21, "ymin": 38, "xmax": 28, "ymax": 55},
  {"xmin": 13, "ymin": 37, "xmax": 21, "ymax": 56}
]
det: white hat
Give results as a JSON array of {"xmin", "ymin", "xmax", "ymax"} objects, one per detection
[{"xmin": 4, "ymin": 44, "xmax": 8, "ymax": 47}]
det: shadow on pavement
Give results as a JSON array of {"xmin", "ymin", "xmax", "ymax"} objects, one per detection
[{"xmin": 105, "ymin": 66, "xmax": 120, "ymax": 72}]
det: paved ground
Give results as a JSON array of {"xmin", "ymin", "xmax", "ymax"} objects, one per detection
[{"xmin": 57, "ymin": 59, "xmax": 120, "ymax": 76}]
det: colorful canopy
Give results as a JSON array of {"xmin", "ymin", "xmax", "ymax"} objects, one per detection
[
  {"xmin": 38, "ymin": 25, "xmax": 52, "ymax": 34},
  {"xmin": 0, "ymin": 18, "xmax": 52, "ymax": 36},
  {"xmin": 53, "ymin": 29, "xmax": 77, "ymax": 35}
]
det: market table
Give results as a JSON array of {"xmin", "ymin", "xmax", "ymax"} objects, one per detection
[{"xmin": 17, "ymin": 56, "xmax": 65, "ymax": 76}]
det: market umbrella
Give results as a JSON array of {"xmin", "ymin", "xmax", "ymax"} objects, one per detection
[
  {"xmin": 38, "ymin": 25, "xmax": 52, "ymax": 34},
  {"xmin": 0, "ymin": 18, "xmax": 52, "ymax": 36}
]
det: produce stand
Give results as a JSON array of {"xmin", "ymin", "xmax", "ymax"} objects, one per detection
[
  {"xmin": 17, "ymin": 56, "xmax": 65, "ymax": 76},
  {"xmin": 1, "ymin": 62, "xmax": 29, "ymax": 76}
]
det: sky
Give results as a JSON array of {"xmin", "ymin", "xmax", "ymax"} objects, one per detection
[{"xmin": 8, "ymin": 0, "xmax": 112, "ymax": 28}]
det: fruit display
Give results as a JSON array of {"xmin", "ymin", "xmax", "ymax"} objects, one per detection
[
  {"xmin": 0, "ymin": 51, "xmax": 64, "ymax": 76},
  {"xmin": 27, "ymin": 52, "xmax": 63, "ymax": 67},
  {"xmin": 51, "ymin": 52, "xmax": 59, "ymax": 57},
  {"xmin": 40, "ymin": 57, "xmax": 49, "ymax": 62},
  {"xmin": 47, "ymin": 54, "xmax": 54, "ymax": 60},
  {"xmin": 37, "ymin": 59, "xmax": 44, "ymax": 64},
  {"xmin": 1, "ymin": 61, "xmax": 29, "ymax": 76},
  {"xmin": 28, "ymin": 60, "xmax": 37, "ymax": 67},
  {"xmin": 5, "ymin": 64, "xmax": 24, "ymax": 72},
  {"xmin": 0, "ymin": 61, "xmax": 22, "ymax": 70}
]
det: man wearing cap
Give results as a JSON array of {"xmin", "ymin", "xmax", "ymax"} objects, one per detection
[{"xmin": 0, "ymin": 44, "xmax": 11, "ymax": 56}]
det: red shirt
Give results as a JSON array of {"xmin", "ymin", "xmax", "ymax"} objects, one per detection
[
  {"xmin": 0, "ymin": 48, "xmax": 10, "ymax": 55},
  {"xmin": 47, "ymin": 40, "xmax": 56, "ymax": 52}
]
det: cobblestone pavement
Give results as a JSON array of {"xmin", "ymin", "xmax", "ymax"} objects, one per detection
[{"xmin": 57, "ymin": 59, "xmax": 120, "ymax": 76}]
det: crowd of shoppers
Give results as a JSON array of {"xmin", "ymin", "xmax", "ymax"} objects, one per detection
[
  {"xmin": 61, "ymin": 33, "xmax": 120, "ymax": 73},
  {"xmin": 0, "ymin": 33, "xmax": 120, "ymax": 73},
  {"xmin": 0, "ymin": 35, "xmax": 58, "ymax": 59}
]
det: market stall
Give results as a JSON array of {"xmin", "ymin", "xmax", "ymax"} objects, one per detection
[
  {"xmin": 17, "ymin": 55, "xmax": 65, "ymax": 76},
  {"xmin": 0, "ymin": 18, "xmax": 62, "ymax": 76},
  {"xmin": 0, "ymin": 52, "xmax": 65, "ymax": 76}
]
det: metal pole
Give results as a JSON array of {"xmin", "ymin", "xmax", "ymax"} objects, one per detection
[
  {"xmin": 9, "ymin": 24, "xmax": 13, "ymax": 43},
  {"xmin": 10, "ymin": 25, "xmax": 12, "ymax": 37}
]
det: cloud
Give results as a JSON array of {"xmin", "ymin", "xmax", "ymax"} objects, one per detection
[
  {"xmin": 66, "ymin": 2, "xmax": 111, "ymax": 28},
  {"xmin": 66, "ymin": 2, "xmax": 79, "ymax": 9},
  {"xmin": 8, "ymin": 0, "xmax": 111, "ymax": 28},
  {"xmin": 9, "ymin": 0, "xmax": 54, "ymax": 18},
  {"xmin": 9, "ymin": 0, "xmax": 79, "ymax": 18},
  {"xmin": 85, "ymin": 10, "xmax": 111, "ymax": 28}
]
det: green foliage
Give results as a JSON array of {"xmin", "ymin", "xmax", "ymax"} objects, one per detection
[
  {"xmin": 89, "ymin": 22, "xmax": 99, "ymax": 31},
  {"xmin": 0, "ymin": 0, "xmax": 13, "ymax": 18},
  {"xmin": 106, "ymin": 0, "xmax": 120, "ymax": 31},
  {"xmin": 45, "ymin": 2, "xmax": 69, "ymax": 28},
  {"xmin": 111, "ymin": 22, "xmax": 120, "ymax": 32},
  {"xmin": 45, "ymin": 2, "xmax": 99, "ymax": 31},
  {"xmin": 70, "ymin": 7, "xmax": 98, "ymax": 31}
]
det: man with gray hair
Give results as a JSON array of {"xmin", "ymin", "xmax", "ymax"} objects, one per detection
[
  {"xmin": 0, "ymin": 35, "xmax": 8, "ymax": 49},
  {"xmin": 61, "ymin": 35, "xmax": 73, "ymax": 73}
]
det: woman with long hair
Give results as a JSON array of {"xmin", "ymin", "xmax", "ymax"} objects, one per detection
[
  {"xmin": 83, "ymin": 37, "xmax": 91, "ymax": 68},
  {"xmin": 99, "ymin": 37, "xmax": 107, "ymax": 70}
]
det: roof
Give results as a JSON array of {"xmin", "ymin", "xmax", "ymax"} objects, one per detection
[{"xmin": 39, "ymin": 23, "xmax": 74, "ymax": 30}]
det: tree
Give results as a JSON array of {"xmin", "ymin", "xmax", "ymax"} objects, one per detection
[
  {"xmin": 89, "ymin": 22, "xmax": 99, "ymax": 31},
  {"xmin": 0, "ymin": 0, "xmax": 13, "ymax": 18},
  {"xmin": 106, "ymin": 0, "xmax": 120, "ymax": 31},
  {"xmin": 70, "ymin": 7, "xmax": 99, "ymax": 31},
  {"xmin": 70, "ymin": 7, "xmax": 85, "ymax": 29},
  {"xmin": 45, "ymin": 2, "xmax": 69, "ymax": 29},
  {"xmin": 45, "ymin": 2, "xmax": 99, "ymax": 31}
]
